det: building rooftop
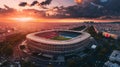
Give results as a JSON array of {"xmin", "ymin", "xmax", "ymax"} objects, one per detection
[
  {"xmin": 109, "ymin": 50, "xmax": 120, "ymax": 62},
  {"xmin": 104, "ymin": 50, "xmax": 120, "ymax": 67},
  {"xmin": 104, "ymin": 61, "xmax": 120, "ymax": 67}
]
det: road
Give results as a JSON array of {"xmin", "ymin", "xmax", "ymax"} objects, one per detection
[{"xmin": 10, "ymin": 41, "xmax": 27, "ymax": 62}]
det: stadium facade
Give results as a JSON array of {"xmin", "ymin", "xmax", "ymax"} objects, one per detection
[{"xmin": 24, "ymin": 30, "xmax": 92, "ymax": 62}]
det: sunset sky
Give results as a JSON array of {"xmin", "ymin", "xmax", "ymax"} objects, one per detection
[
  {"xmin": 0, "ymin": 0, "xmax": 76, "ymax": 9},
  {"xmin": 0, "ymin": 0, "xmax": 120, "ymax": 22}
]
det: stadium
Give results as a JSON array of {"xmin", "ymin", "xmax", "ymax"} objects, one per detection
[{"xmin": 24, "ymin": 30, "xmax": 91, "ymax": 62}]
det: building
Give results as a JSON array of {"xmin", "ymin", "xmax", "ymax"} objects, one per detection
[
  {"xmin": 109, "ymin": 50, "xmax": 120, "ymax": 62},
  {"xmin": 104, "ymin": 61, "xmax": 120, "ymax": 67},
  {"xmin": 24, "ymin": 30, "xmax": 91, "ymax": 62},
  {"xmin": 104, "ymin": 50, "xmax": 120, "ymax": 67}
]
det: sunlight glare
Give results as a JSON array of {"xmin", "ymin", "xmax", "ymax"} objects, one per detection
[
  {"xmin": 11, "ymin": 17, "xmax": 35, "ymax": 22},
  {"xmin": 75, "ymin": 0, "xmax": 83, "ymax": 4}
]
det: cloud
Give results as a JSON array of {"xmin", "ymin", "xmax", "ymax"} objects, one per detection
[
  {"xmin": 40, "ymin": 0, "xmax": 52, "ymax": 5},
  {"xmin": 30, "ymin": 1, "xmax": 39, "ymax": 6},
  {"xmin": 1, "ymin": 0, "xmax": 120, "ymax": 19},
  {"xmin": 45, "ymin": 1, "xmax": 120, "ymax": 19},
  {"xmin": 93, "ymin": 0, "xmax": 120, "ymax": 11},
  {"xmin": 19, "ymin": 2, "xmax": 28, "ymax": 7},
  {"xmin": 0, "ymin": 5, "xmax": 16, "ymax": 16},
  {"xmin": 90, "ymin": 2, "xmax": 103, "ymax": 8},
  {"xmin": 19, "ymin": 0, "xmax": 52, "ymax": 9},
  {"xmin": 44, "ymin": 0, "xmax": 120, "ymax": 18},
  {"xmin": 105, "ymin": 0, "xmax": 120, "ymax": 11}
]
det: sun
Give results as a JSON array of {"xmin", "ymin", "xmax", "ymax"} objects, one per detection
[
  {"xmin": 75, "ymin": 0, "xmax": 83, "ymax": 4},
  {"xmin": 10, "ymin": 17, "xmax": 35, "ymax": 22}
]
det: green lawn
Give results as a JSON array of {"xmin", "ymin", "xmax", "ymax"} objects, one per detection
[{"xmin": 52, "ymin": 36, "xmax": 71, "ymax": 40}]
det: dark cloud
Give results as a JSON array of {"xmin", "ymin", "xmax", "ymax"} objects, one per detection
[
  {"xmin": 19, "ymin": 0, "xmax": 52, "ymax": 9},
  {"xmin": 90, "ymin": 2, "xmax": 103, "ymax": 8},
  {"xmin": 40, "ymin": 0, "xmax": 52, "ymax": 5},
  {"xmin": 30, "ymin": 1, "xmax": 39, "ymax": 6},
  {"xmin": 45, "ymin": 0, "xmax": 120, "ymax": 18},
  {"xmin": 19, "ymin": 2, "xmax": 28, "ymax": 7},
  {"xmin": 45, "ymin": 0, "xmax": 120, "ymax": 19},
  {"xmin": 1, "ymin": 0, "xmax": 119, "ymax": 19},
  {"xmin": 105, "ymin": 0, "xmax": 120, "ymax": 11},
  {"xmin": 0, "ymin": 5, "xmax": 16, "ymax": 16},
  {"xmin": 93, "ymin": 0, "xmax": 120, "ymax": 11},
  {"xmin": 4, "ymin": 5, "xmax": 11, "ymax": 9},
  {"xmin": 3, "ymin": 5, "xmax": 15, "ymax": 11}
]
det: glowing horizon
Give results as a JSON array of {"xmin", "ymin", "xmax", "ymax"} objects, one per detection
[
  {"xmin": 0, "ymin": 17, "xmax": 120, "ymax": 23},
  {"xmin": 9, "ymin": 17, "xmax": 35, "ymax": 22}
]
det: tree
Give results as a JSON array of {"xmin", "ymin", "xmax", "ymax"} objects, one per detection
[
  {"xmin": 67, "ymin": 60, "xmax": 78, "ymax": 67},
  {"xmin": 47, "ymin": 64, "xmax": 54, "ymax": 67},
  {"xmin": 85, "ymin": 26, "xmax": 97, "ymax": 37},
  {"xmin": 20, "ymin": 45, "xmax": 26, "ymax": 50},
  {"xmin": 71, "ymin": 25, "xmax": 86, "ymax": 31},
  {"xmin": 21, "ymin": 61, "xmax": 36, "ymax": 67}
]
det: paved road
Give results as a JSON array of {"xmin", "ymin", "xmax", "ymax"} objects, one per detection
[{"xmin": 10, "ymin": 41, "xmax": 27, "ymax": 62}]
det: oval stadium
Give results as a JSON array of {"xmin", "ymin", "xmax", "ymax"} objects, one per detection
[{"xmin": 23, "ymin": 30, "xmax": 92, "ymax": 63}]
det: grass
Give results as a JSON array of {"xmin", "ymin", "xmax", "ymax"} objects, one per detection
[{"xmin": 52, "ymin": 36, "xmax": 71, "ymax": 40}]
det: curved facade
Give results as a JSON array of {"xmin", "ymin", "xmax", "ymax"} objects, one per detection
[{"xmin": 26, "ymin": 30, "xmax": 91, "ymax": 56}]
